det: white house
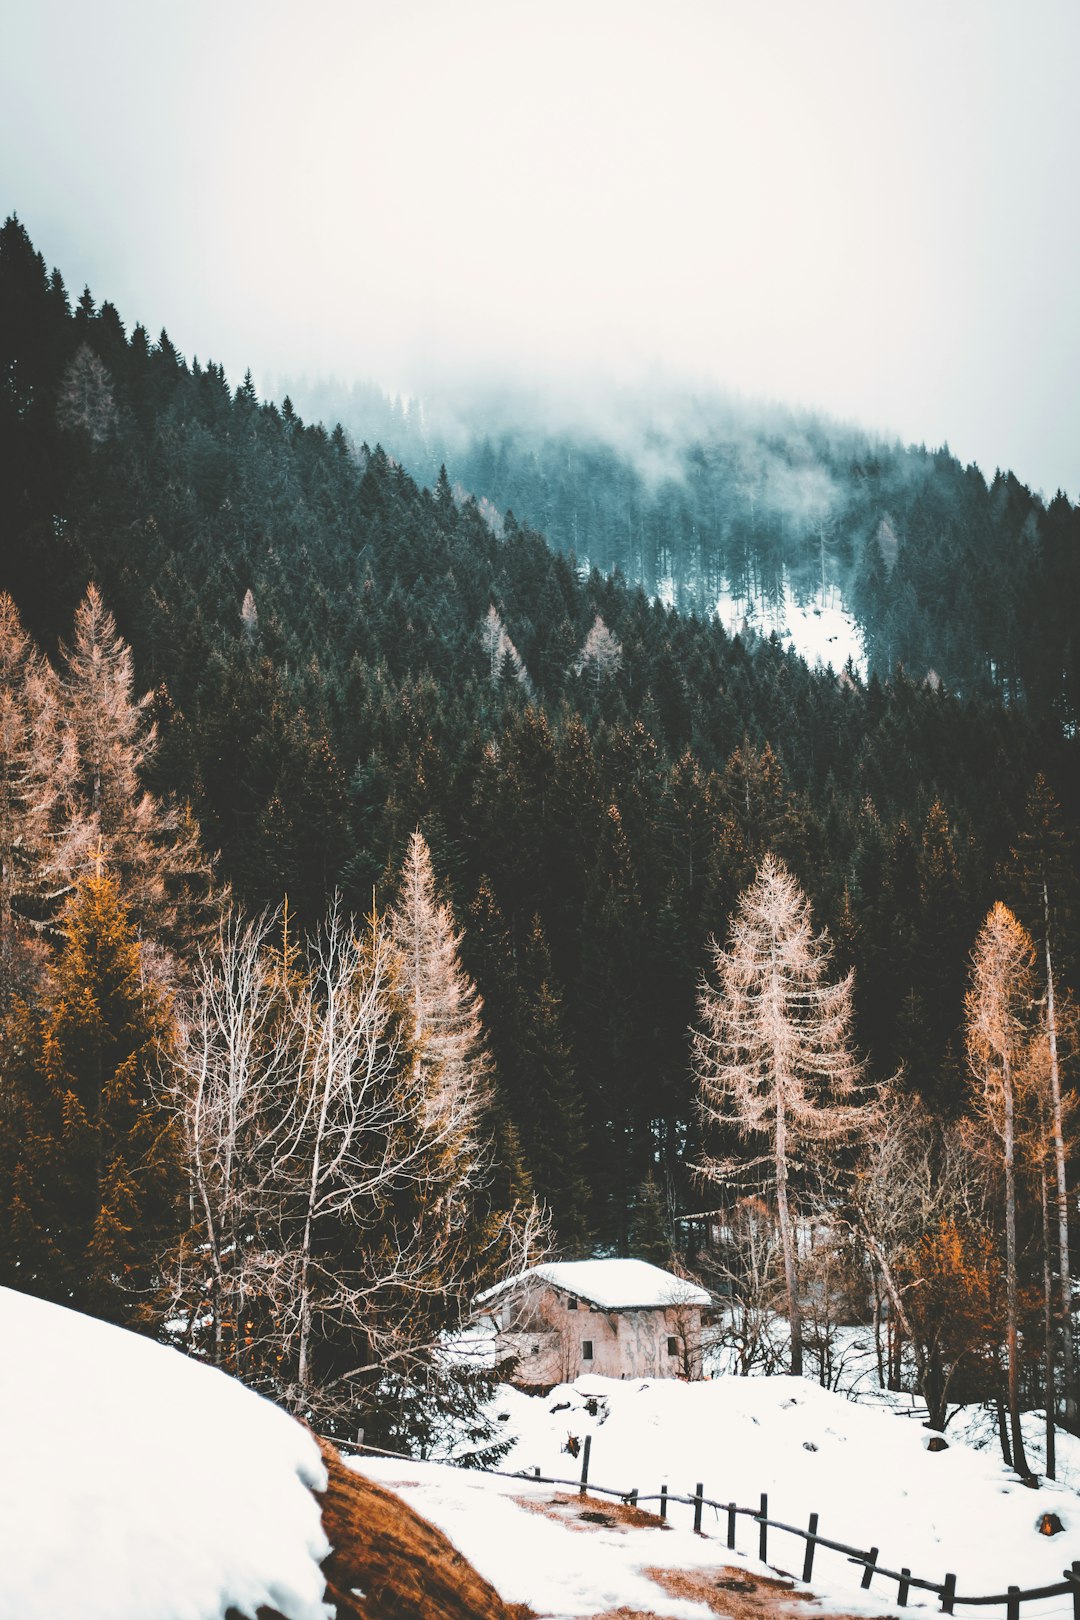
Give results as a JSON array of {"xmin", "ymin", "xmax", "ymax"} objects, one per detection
[{"xmin": 475, "ymin": 1258, "xmax": 712, "ymax": 1389}]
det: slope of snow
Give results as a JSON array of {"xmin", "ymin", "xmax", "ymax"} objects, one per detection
[
  {"xmin": 477, "ymin": 1257, "xmax": 711, "ymax": 1311},
  {"xmin": 0, "ymin": 1287, "xmax": 331, "ymax": 1620},
  {"xmin": 353, "ymin": 1374, "xmax": 1080, "ymax": 1618},
  {"xmin": 715, "ymin": 575, "xmax": 867, "ymax": 677}
]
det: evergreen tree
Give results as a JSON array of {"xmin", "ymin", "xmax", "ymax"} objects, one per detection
[{"xmin": 0, "ymin": 867, "xmax": 182, "ymax": 1325}]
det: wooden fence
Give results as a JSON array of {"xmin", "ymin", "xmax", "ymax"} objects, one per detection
[
  {"xmin": 559, "ymin": 1436, "xmax": 1080, "ymax": 1619},
  {"xmin": 346, "ymin": 1432, "xmax": 1080, "ymax": 1619}
]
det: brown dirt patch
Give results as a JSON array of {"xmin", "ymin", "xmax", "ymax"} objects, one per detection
[
  {"xmin": 513, "ymin": 1490, "xmax": 670, "ymax": 1533},
  {"xmin": 314, "ymin": 1437, "xmax": 533, "ymax": 1620},
  {"xmin": 645, "ymin": 1566, "xmax": 896, "ymax": 1620}
]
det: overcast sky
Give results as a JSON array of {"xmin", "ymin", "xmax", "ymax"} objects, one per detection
[{"xmin": 4, "ymin": 0, "xmax": 1079, "ymax": 495}]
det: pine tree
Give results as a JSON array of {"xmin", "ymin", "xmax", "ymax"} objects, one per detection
[
  {"xmin": 515, "ymin": 916, "xmax": 590, "ymax": 1253},
  {"xmin": 694, "ymin": 854, "xmax": 868, "ymax": 1376},
  {"xmin": 0, "ymin": 867, "xmax": 182, "ymax": 1325}
]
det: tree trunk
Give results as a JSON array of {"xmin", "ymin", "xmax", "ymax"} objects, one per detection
[
  {"xmin": 1041, "ymin": 1160, "xmax": 1057, "ymax": 1479},
  {"xmin": 872, "ymin": 1271, "xmax": 885, "ymax": 1389},
  {"xmin": 775, "ymin": 1089, "xmax": 802, "ymax": 1376},
  {"xmin": 1043, "ymin": 883, "xmax": 1075, "ymax": 1431},
  {"xmin": 1003, "ymin": 1061, "xmax": 1033, "ymax": 1480}
]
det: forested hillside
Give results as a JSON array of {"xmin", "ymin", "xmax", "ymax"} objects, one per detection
[
  {"xmin": 289, "ymin": 378, "xmax": 1080, "ymax": 718},
  {"xmin": 2, "ymin": 214, "xmax": 1078, "ymax": 1269}
]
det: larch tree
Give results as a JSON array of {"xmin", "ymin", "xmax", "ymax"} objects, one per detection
[
  {"xmin": 479, "ymin": 604, "xmax": 531, "ymax": 693},
  {"xmin": 386, "ymin": 829, "xmax": 492, "ymax": 1205},
  {"xmin": 58, "ymin": 584, "xmax": 217, "ymax": 957},
  {"xmin": 965, "ymin": 902, "xmax": 1039, "ymax": 1482},
  {"xmin": 0, "ymin": 594, "xmax": 86, "ymax": 999},
  {"xmin": 693, "ymin": 853, "xmax": 868, "ymax": 1377},
  {"xmin": 574, "ymin": 614, "xmax": 623, "ymax": 694}
]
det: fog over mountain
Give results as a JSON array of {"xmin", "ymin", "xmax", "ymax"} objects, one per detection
[{"xmin": 4, "ymin": 0, "xmax": 1080, "ymax": 498}]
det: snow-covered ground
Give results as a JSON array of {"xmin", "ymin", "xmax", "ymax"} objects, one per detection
[
  {"xmin": 714, "ymin": 575, "xmax": 867, "ymax": 677},
  {"xmin": 0, "ymin": 1286, "xmax": 331, "ymax": 1620},
  {"xmin": 352, "ymin": 1374, "xmax": 1080, "ymax": 1620}
]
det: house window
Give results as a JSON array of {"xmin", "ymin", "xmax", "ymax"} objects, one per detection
[
  {"xmin": 530, "ymin": 1343, "xmax": 540, "ymax": 1355},
  {"xmin": 667, "ymin": 1337, "xmax": 679, "ymax": 1357},
  {"xmin": 568, "ymin": 1298, "xmax": 579, "ymax": 1309},
  {"xmin": 581, "ymin": 1340, "xmax": 594, "ymax": 1361}
]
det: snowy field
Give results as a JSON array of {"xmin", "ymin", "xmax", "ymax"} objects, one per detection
[
  {"xmin": 352, "ymin": 1374, "xmax": 1080, "ymax": 1620},
  {"xmin": 0, "ymin": 1286, "xmax": 332, "ymax": 1620}
]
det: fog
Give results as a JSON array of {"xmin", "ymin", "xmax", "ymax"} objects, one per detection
[{"xmin": 4, "ymin": 0, "xmax": 1080, "ymax": 497}]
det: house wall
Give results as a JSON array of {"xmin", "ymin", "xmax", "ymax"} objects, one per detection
[{"xmin": 491, "ymin": 1283, "xmax": 702, "ymax": 1385}]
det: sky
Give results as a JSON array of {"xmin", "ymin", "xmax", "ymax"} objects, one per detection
[{"xmin": 3, "ymin": 0, "xmax": 1080, "ymax": 497}]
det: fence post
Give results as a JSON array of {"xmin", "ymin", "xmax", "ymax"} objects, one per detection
[
  {"xmin": 659, "ymin": 1484, "xmax": 668, "ymax": 1521},
  {"xmin": 898, "ymin": 1569, "xmax": 911, "ymax": 1607},
  {"xmin": 861, "ymin": 1549, "xmax": 879, "ymax": 1591},
  {"xmin": 802, "ymin": 1513, "xmax": 818, "ymax": 1584},
  {"xmin": 579, "ymin": 1434, "xmax": 591, "ymax": 1497},
  {"xmin": 628, "ymin": 1488, "xmax": 638, "ymax": 1508},
  {"xmin": 759, "ymin": 1493, "xmax": 768, "ymax": 1563},
  {"xmin": 1007, "ymin": 1587, "xmax": 1020, "ymax": 1620},
  {"xmin": 694, "ymin": 1483, "xmax": 704, "ymax": 1535},
  {"xmin": 727, "ymin": 1502, "xmax": 737, "ymax": 1551},
  {"xmin": 1068, "ymin": 1561, "xmax": 1080, "ymax": 1620},
  {"xmin": 941, "ymin": 1573, "xmax": 957, "ymax": 1614}
]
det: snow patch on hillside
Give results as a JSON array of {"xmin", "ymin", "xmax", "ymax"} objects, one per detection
[
  {"xmin": 0, "ymin": 1286, "xmax": 331, "ymax": 1620},
  {"xmin": 715, "ymin": 575, "xmax": 867, "ymax": 677}
]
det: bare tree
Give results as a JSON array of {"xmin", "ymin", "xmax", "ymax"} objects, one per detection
[
  {"xmin": 846, "ymin": 1089, "xmax": 992, "ymax": 1429},
  {"xmin": 698, "ymin": 1195, "xmax": 789, "ymax": 1376},
  {"xmin": 170, "ymin": 886, "xmax": 544, "ymax": 1442},
  {"xmin": 693, "ymin": 854, "xmax": 868, "ymax": 1376},
  {"xmin": 167, "ymin": 908, "xmax": 300, "ymax": 1377}
]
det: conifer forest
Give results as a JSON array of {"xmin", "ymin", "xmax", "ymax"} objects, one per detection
[{"xmin": 2, "ymin": 214, "xmax": 1079, "ymax": 1464}]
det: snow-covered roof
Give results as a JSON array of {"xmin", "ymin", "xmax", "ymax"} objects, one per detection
[
  {"xmin": 476, "ymin": 1257, "xmax": 711, "ymax": 1311},
  {"xmin": 1, "ymin": 1286, "xmax": 331, "ymax": 1620}
]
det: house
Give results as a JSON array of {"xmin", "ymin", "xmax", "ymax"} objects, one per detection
[{"xmin": 474, "ymin": 1258, "xmax": 712, "ymax": 1389}]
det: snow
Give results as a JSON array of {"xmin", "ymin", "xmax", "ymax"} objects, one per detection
[
  {"xmin": 476, "ymin": 1257, "xmax": 712, "ymax": 1311},
  {"xmin": 352, "ymin": 1373, "xmax": 1080, "ymax": 1619},
  {"xmin": 0, "ymin": 1286, "xmax": 331, "ymax": 1620},
  {"xmin": 715, "ymin": 573, "xmax": 867, "ymax": 678}
]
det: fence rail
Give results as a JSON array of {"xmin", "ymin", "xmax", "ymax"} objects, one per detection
[{"xmin": 340, "ymin": 1430, "xmax": 1080, "ymax": 1618}]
